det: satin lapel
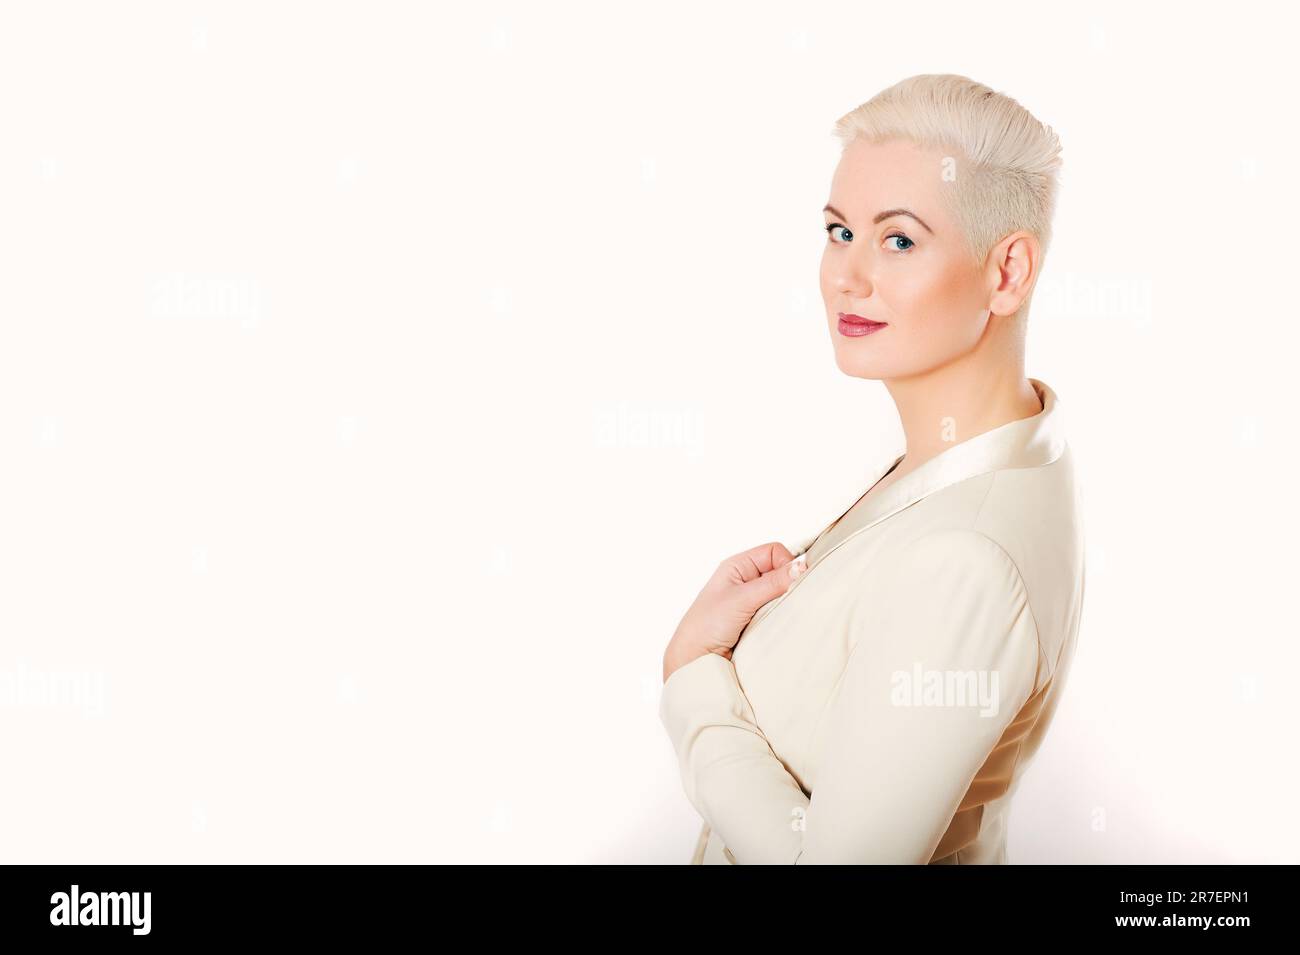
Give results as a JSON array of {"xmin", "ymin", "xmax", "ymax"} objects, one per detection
[
  {"xmin": 749, "ymin": 378, "xmax": 1066, "ymax": 629},
  {"xmin": 788, "ymin": 452, "xmax": 906, "ymax": 560}
]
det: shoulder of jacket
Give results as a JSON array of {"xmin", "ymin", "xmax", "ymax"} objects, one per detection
[
  {"xmin": 887, "ymin": 527, "xmax": 1045, "ymax": 679},
  {"xmin": 892, "ymin": 526, "xmax": 1028, "ymax": 586}
]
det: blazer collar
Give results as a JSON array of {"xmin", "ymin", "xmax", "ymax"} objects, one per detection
[{"xmin": 788, "ymin": 377, "xmax": 1067, "ymax": 564}]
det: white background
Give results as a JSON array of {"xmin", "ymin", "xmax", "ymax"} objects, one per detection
[{"xmin": 2, "ymin": 1, "xmax": 1296, "ymax": 863}]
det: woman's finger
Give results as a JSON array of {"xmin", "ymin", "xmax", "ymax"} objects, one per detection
[
  {"xmin": 725, "ymin": 541, "xmax": 796, "ymax": 581},
  {"xmin": 737, "ymin": 555, "xmax": 807, "ymax": 610}
]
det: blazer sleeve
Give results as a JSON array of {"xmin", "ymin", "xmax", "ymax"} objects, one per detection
[{"xmin": 658, "ymin": 528, "xmax": 1042, "ymax": 864}]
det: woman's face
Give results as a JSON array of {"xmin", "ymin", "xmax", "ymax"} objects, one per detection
[{"xmin": 820, "ymin": 137, "xmax": 993, "ymax": 380}]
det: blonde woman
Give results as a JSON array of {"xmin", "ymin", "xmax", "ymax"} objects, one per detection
[{"xmin": 659, "ymin": 74, "xmax": 1085, "ymax": 864}]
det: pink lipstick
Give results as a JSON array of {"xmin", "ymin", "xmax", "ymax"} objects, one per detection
[{"xmin": 837, "ymin": 313, "xmax": 888, "ymax": 337}]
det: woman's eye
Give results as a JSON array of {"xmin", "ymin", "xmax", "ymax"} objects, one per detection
[{"xmin": 825, "ymin": 223, "xmax": 913, "ymax": 252}]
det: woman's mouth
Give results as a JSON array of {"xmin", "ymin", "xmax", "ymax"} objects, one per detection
[{"xmin": 837, "ymin": 313, "xmax": 888, "ymax": 338}]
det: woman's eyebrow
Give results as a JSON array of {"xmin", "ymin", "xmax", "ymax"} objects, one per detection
[{"xmin": 823, "ymin": 204, "xmax": 934, "ymax": 235}]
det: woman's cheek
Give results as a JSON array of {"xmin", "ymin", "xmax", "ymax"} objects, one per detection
[{"xmin": 910, "ymin": 267, "xmax": 979, "ymax": 341}]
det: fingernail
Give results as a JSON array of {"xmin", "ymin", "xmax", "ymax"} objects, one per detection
[{"xmin": 790, "ymin": 559, "xmax": 806, "ymax": 579}]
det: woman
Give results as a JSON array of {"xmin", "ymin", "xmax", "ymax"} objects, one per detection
[{"xmin": 659, "ymin": 74, "xmax": 1085, "ymax": 864}]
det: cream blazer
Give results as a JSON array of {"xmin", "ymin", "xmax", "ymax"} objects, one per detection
[{"xmin": 659, "ymin": 378, "xmax": 1085, "ymax": 864}]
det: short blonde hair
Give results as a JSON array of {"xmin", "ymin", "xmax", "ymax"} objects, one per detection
[{"xmin": 832, "ymin": 74, "xmax": 1063, "ymax": 268}]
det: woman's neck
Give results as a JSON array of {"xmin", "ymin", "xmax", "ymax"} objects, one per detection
[{"xmin": 882, "ymin": 360, "xmax": 1042, "ymax": 481}]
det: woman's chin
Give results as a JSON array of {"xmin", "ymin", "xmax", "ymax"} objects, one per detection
[{"xmin": 833, "ymin": 348, "xmax": 889, "ymax": 381}]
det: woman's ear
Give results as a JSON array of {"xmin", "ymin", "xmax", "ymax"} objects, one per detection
[{"xmin": 985, "ymin": 231, "xmax": 1041, "ymax": 318}]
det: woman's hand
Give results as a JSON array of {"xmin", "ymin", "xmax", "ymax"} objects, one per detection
[{"xmin": 662, "ymin": 542, "xmax": 807, "ymax": 681}]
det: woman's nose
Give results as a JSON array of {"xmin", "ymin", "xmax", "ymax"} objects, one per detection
[
  {"xmin": 831, "ymin": 250, "xmax": 876, "ymax": 295},
  {"xmin": 835, "ymin": 267, "xmax": 872, "ymax": 298}
]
